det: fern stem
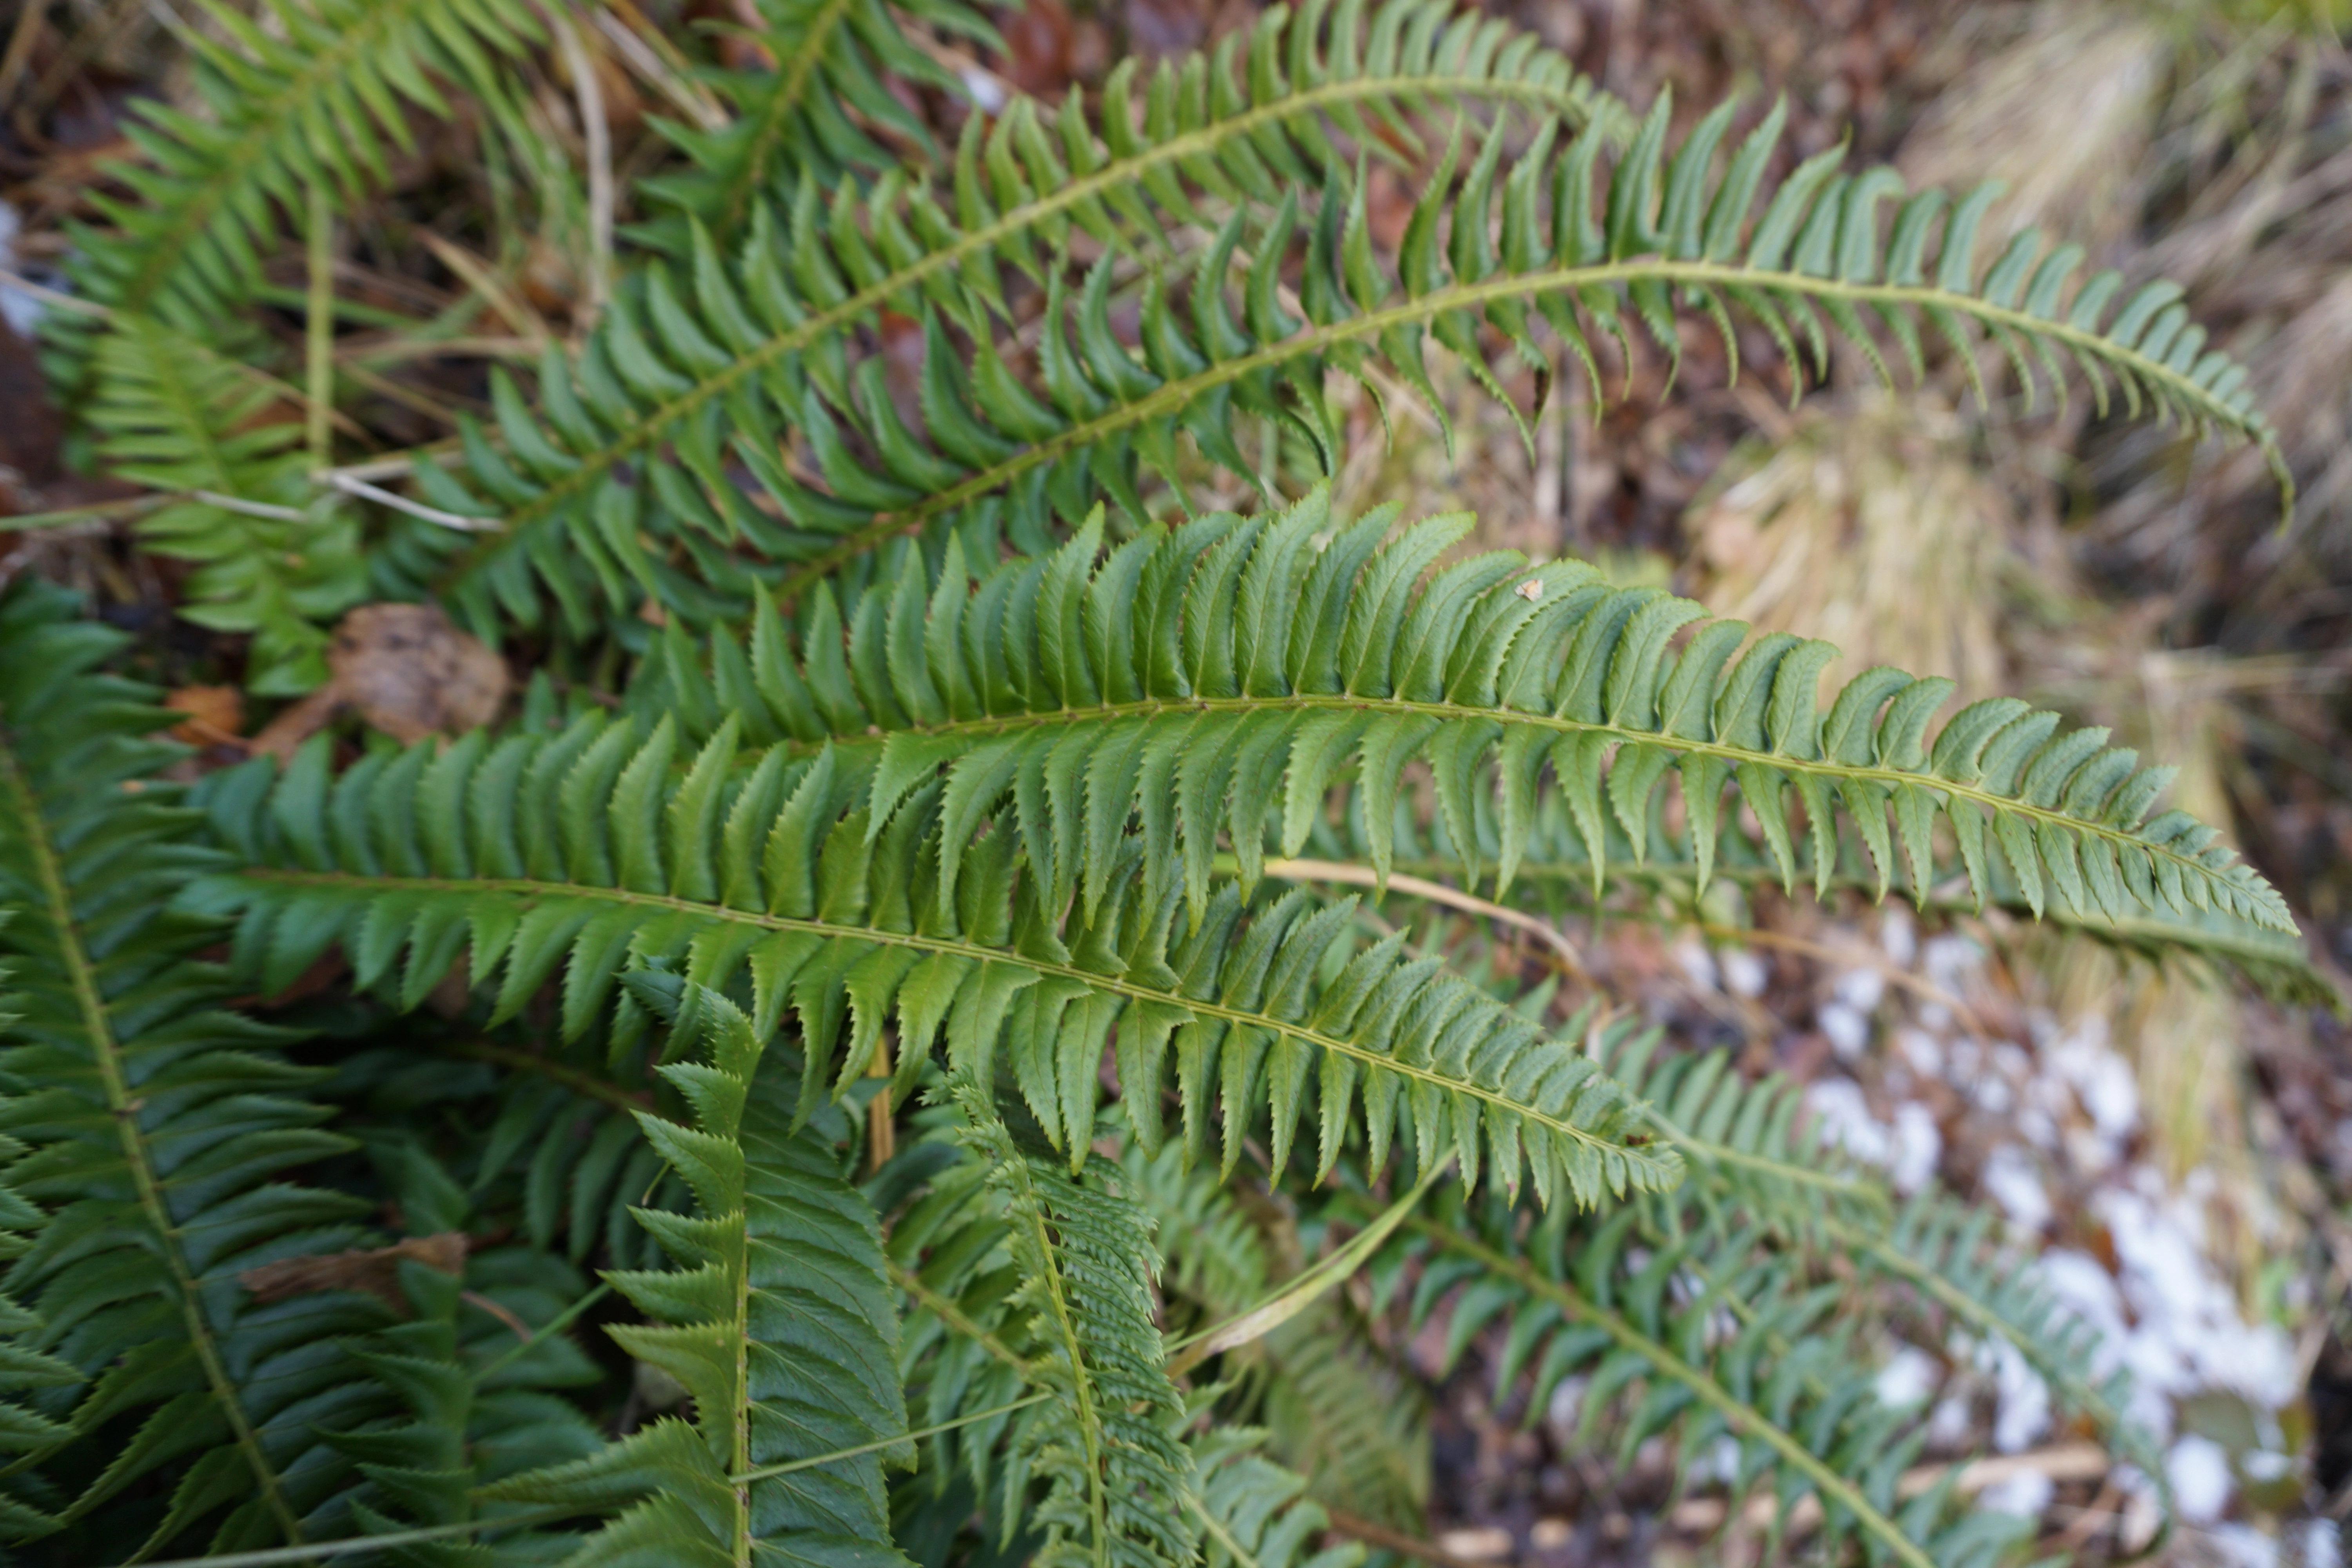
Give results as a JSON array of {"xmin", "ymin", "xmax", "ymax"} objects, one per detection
[
  {"xmin": 1405, "ymin": 1215, "xmax": 1939, "ymax": 1568},
  {"xmin": 893, "ymin": 1261, "xmax": 1034, "ymax": 1376},
  {"xmin": 232, "ymin": 869, "xmax": 1650, "ymax": 1165},
  {"xmin": 0, "ymin": 742, "xmax": 309, "ymax": 1547},
  {"xmin": 713, "ymin": 0, "xmax": 860, "ymax": 238},
  {"xmin": 777, "ymin": 258, "xmax": 2295, "ymax": 593},
  {"xmin": 456, "ymin": 66, "xmax": 1610, "ymax": 560}
]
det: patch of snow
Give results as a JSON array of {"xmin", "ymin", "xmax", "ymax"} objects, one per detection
[
  {"xmin": 1981, "ymin": 1145, "xmax": 2051, "ymax": 1232},
  {"xmin": 1880, "ymin": 906, "xmax": 1918, "ymax": 967},
  {"xmin": 1720, "ymin": 947, "xmax": 1768, "ymax": 998},
  {"xmin": 961, "ymin": 69, "xmax": 1008, "ymax": 113},
  {"xmin": 1922, "ymin": 934, "xmax": 1983, "ymax": 993},
  {"xmin": 0, "ymin": 204, "xmax": 42, "ymax": 337},
  {"xmin": 1805, "ymin": 1079, "xmax": 1888, "ymax": 1166},
  {"xmin": 1926, "ymin": 1394, "xmax": 1973, "ymax": 1448},
  {"xmin": 2048, "ymin": 1022, "xmax": 2140, "ymax": 1143},
  {"xmin": 2167, "ymin": 1433, "xmax": 2233, "ymax": 1524},
  {"xmin": 1982, "ymin": 1337, "xmax": 2051, "ymax": 1452},
  {"xmin": 2242, "ymin": 1449, "xmax": 2293, "ymax": 1483},
  {"xmin": 2211, "ymin": 1525, "xmax": 2281, "ymax": 1568},
  {"xmin": 1896, "ymin": 1027, "xmax": 1944, "ymax": 1078},
  {"xmin": 1544, "ymin": 1374, "xmax": 1589, "ymax": 1441},
  {"xmin": 2291, "ymin": 1519, "xmax": 2342, "ymax": 1568},
  {"xmin": 1976, "ymin": 1469, "xmax": 2054, "ymax": 1517},
  {"xmin": 1875, "ymin": 1345, "xmax": 1940, "ymax": 1408},
  {"xmin": 1672, "ymin": 938, "xmax": 1718, "ymax": 991},
  {"xmin": 1835, "ymin": 967, "xmax": 1886, "ymax": 1013},
  {"xmin": 1888, "ymin": 1102, "xmax": 1940, "ymax": 1194},
  {"xmin": 1820, "ymin": 1000, "xmax": 1870, "ymax": 1060}
]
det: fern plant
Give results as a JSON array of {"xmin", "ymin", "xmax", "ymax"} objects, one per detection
[{"xmin": 3, "ymin": 0, "xmax": 2325, "ymax": 1564}]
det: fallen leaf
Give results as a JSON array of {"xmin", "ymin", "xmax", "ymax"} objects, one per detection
[
  {"xmin": 164, "ymin": 684, "xmax": 244, "ymax": 746},
  {"xmin": 239, "ymin": 1232, "xmax": 468, "ymax": 1313},
  {"xmin": 250, "ymin": 602, "xmax": 509, "ymax": 760}
]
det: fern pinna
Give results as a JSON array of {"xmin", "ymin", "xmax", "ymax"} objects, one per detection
[{"xmin": 2, "ymin": 0, "xmax": 2324, "ymax": 1561}]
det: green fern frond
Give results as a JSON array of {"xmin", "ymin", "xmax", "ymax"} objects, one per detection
[
  {"xmin": 1394, "ymin": 1196, "xmax": 2032, "ymax": 1568},
  {"xmin": 434, "ymin": 62, "xmax": 2278, "ymax": 633},
  {"xmin": 414, "ymin": 0, "xmax": 1619, "ymax": 635},
  {"xmin": 60, "ymin": 0, "xmax": 540, "ymax": 333},
  {"xmin": 639, "ymin": 0, "xmax": 997, "ymax": 245},
  {"xmin": 1189, "ymin": 1427, "xmax": 1363, "ymax": 1568},
  {"xmin": 1839, "ymin": 1192, "xmax": 2165, "ymax": 1489},
  {"xmin": 1272, "ymin": 772, "xmax": 2337, "ymax": 1005},
  {"xmin": 641, "ymin": 492, "xmax": 2293, "ymax": 956},
  {"xmin": 191, "ymin": 703, "xmax": 1678, "ymax": 1206},
  {"xmin": 0, "ymin": 582, "xmax": 392, "ymax": 1555},
  {"xmin": 487, "ymin": 980, "xmax": 915, "ymax": 1566},
  {"xmin": 955, "ymin": 1082, "xmax": 1199, "ymax": 1568},
  {"xmin": 87, "ymin": 316, "xmax": 367, "ymax": 694},
  {"xmin": 0, "ymin": 952, "xmax": 83, "ymax": 1540}
]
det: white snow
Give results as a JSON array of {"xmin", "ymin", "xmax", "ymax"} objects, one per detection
[
  {"xmin": 1980, "ymin": 1145, "xmax": 2052, "ymax": 1232},
  {"xmin": 1976, "ymin": 1468, "xmax": 2054, "ymax": 1518},
  {"xmin": 1982, "ymin": 1336, "xmax": 2053, "ymax": 1452},
  {"xmin": 1874, "ymin": 1345, "xmax": 1941, "ymax": 1408},
  {"xmin": 1820, "ymin": 1000, "xmax": 1871, "ymax": 1060},
  {"xmin": 2167, "ymin": 1433, "xmax": 2233, "ymax": 1524},
  {"xmin": 1887, "ymin": 1103, "xmax": 1941, "ymax": 1194},
  {"xmin": 1720, "ymin": 947, "xmax": 1768, "ymax": 998}
]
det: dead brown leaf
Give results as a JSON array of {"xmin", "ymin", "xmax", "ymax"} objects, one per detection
[
  {"xmin": 239, "ymin": 1232, "xmax": 468, "ymax": 1313},
  {"xmin": 249, "ymin": 602, "xmax": 510, "ymax": 760},
  {"xmin": 163, "ymin": 684, "xmax": 244, "ymax": 746}
]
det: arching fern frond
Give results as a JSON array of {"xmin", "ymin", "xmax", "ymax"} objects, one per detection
[
  {"xmin": 1392, "ymin": 1196, "xmax": 2033, "ymax": 1568},
  {"xmin": 60, "ymin": 0, "xmax": 541, "ymax": 334},
  {"xmin": 0, "ymin": 582, "xmax": 392, "ymax": 1556},
  {"xmin": 953, "ymin": 1080, "xmax": 1199, "ymax": 1568},
  {"xmin": 192, "ymin": 705, "xmax": 1678, "ymax": 1207},
  {"xmin": 0, "ymin": 954, "xmax": 82, "ymax": 1539},
  {"xmin": 646, "ymin": 493, "xmax": 2294, "ymax": 957},
  {"xmin": 1272, "ymin": 768, "xmax": 2337, "ymax": 1005},
  {"xmin": 748, "ymin": 85, "xmax": 2288, "ymax": 592},
  {"xmin": 638, "ymin": 0, "xmax": 997, "ymax": 245},
  {"xmin": 87, "ymin": 316, "xmax": 366, "ymax": 694},
  {"xmin": 487, "ymin": 982, "xmax": 915, "ymax": 1566},
  {"xmin": 412, "ymin": 0, "xmax": 1618, "ymax": 635}
]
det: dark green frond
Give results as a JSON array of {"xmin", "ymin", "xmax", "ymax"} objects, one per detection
[
  {"xmin": 435, "ymin": 62, "xmax": 2278, "ymax": 633},
  {"xmin": 650, "ymin": 492, "xmax": 2295, "ymax": 949},
  {"xmin": 487, "ymin": 982, "xmax": 914, "ymax": 1567},
  {"xmin": 192, "ymin": 704, "xmax": 1678, "ymax": 1206},
  {"xmin": 639, "ymin": 0, "xmax": 996, "ymax": 245},
  {"xmin": 416, "ymin": 0, "xmax": 1619, "ymax": 635},
  {"xmin": 955, "ymin": 1083, "xmax": 1198, "ymax": 1568},
  {"xmin": 0, "ymin": 582, "xmax": 389, "ymax": 1555},
  {"xmin": 1189, "ymin": 1428, "xmax": 1363, "ymax": 1568},
  {"xmin": 85, "ymin": 316, "xmax": 366, "ymax": 693},
  {"xmin": 1394, "ymin": 1196, "xmax": 2033, "ymax": 1568}
]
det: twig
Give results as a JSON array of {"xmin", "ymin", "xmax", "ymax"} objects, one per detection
[
  {"xmin": 1669, "ymin": 1440, "xmax": 2110, "ymax": 1537},
  {"xmin": 321, "ymin": 471, "xmax": 503, "ymax": 533},
  {"xmin": 0, "ymin": 267, "xmax": 104, "ymax": 317},
  {"xmin": 593, "ymin": 3, "xmax": 726, "ymax": 129},
  {"xmin": 305, "ymin": 182, "xmax": 336, "ymax": 468},
  {"xmin": 1257, "ymin": 857, "xmax": 1588, "ymax": 978},
  {"xmin": 1323, "ymin": 1510, "xmax": 1512, "ymax": 1568},
  {"xmin": 550, "ymin": 10, "xmax": 614, "ymax": 328},
  {"xmin": 0, "ymin": 0, "xmax": 49, "ymax": 110}
]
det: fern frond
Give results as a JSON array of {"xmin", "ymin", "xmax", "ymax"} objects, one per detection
[
  {"xmin": 1838, "ymin": 1192, "xmax": 2164, "ymax": 1487},
  {"xmin": 0, "ymin": 952, "xmax": 83, "ymax": 1540},
  {"xmin": 644, "ymin": 492, "xmax": 2293, "ymax": 957},
  {"xmin": 1189, "ymin": 1427, "xmax": 1363, "ymax": 1568},
  {"xmin": 487, "ymin": 980, "xmax": 915, "ymax": 1566},
  {"xmin": 61, "ymin": 0, "xmax": 540, "ymax": 332},
  {"xmin": 1275, "ymin": 771, "xmax": 2337, "ymax": 1004},
  {"xmin": 955, "ymin": 1081, "xmax": 1198, "ymax": 1568},
  {"xmin": 639, "ymin": 0, "xmax": 996, "ymax": 244},
  {"xmin": 436, "ymin": 65, "xmax": 2279, "ymax": 632},
  {"xmin": 87, "ymin": 316, "xmax": 366, "ymax": 694},
  {"xmin": 192, "ymin": 705, "xmax": 1679, "ymax": 1207},
  {"xmin": 415, "ymin": 0, "xmax": 1618, "ymax": 635},
  {"xmin": 1394, "ymin": 1196, "xmax": 2031, "ymax": 1568},
  {"xmin": 0, "ymin": 582, "xmax": 392, "ymax": 1555}
]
